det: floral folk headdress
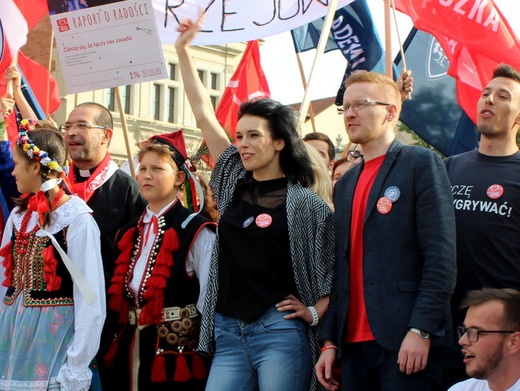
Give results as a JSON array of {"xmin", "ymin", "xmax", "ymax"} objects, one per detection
[{"xmin": 16, "ymin": 119, "xmax": 66, "ymax": 174}]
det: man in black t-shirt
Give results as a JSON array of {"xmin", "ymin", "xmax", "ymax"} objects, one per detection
[{"xmin": 444, "ymin": 63, "xmax": 520, "ymax": 388}]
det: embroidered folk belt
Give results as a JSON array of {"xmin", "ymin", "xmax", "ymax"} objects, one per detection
[
  {"xmin": 129, "ymin": 304, "xmax": 200, "ymax": 353},
  {"xmin": 128, "ymin": 304, "xmax": 198, "ymax": 326}
]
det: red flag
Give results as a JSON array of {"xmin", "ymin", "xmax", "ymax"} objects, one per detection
[
  {"xmin": 198, "ymin": 40, "xmax": 270, "ymax": 168},
  {"xmin": 13, "ymin": 0, "xmax": 48, "ymax": 30},
  {"xmin": 394, "ymin": 0, "xmax": 520, "ymax": 123},
  {"xmin": 17, "ymin": 51, "xmax": 61, "ymax": 115},
  {"xmin": 1, "ymin": 0, "xmax": 53, "ymax": 140},
  {"xmin": 0, "ymin": 53, "xmax": 61, "ymax": 140},
  {"xmin": 215, "ymin": 40, "xmax": 270, "ymax": 138}
]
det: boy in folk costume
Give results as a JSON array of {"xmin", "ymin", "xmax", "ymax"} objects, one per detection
[{"xmin": 106, "ymin": 130, "xmax": 216, "ymax": 391}]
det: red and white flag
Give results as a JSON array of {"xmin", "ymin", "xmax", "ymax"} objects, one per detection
[
  {"xmin": 1, "ymin": 0, "xmax": 56, "ymax": 140},
  {"xmin": 0, "ymin": 0, "xmax": 29, "ymax": 74},
  {"xmin": 394, "ymin": 0, "xmax": 520, "ymax": 123},
  {"xmin": 215, "ymin": 40, "xmax": 271, "ymax": 138},
  {"xmin": 0, "ymin": 0, "xmax": 47, "ymax": 75}
]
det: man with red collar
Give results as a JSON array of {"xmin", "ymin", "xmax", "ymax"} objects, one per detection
[{"xmin": 64, "ymin": 102, "xmax": 146, "ymax": 388}]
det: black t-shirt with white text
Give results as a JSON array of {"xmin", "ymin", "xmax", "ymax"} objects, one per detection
[{"xmin": 445, "ymin": 150, "xmax": 520, "ymax": 326}]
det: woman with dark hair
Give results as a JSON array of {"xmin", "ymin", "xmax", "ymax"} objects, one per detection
[
  {"xmin": 176, "ymin": 15, "xmax": 335, "ymax": 391},
  {"xmin": 236, "ymin": 98, "xmax": 315, "ymax": 187},
  {"xmin": 0, "ymin": 122, "xmax": 105, "ymax": 390}
]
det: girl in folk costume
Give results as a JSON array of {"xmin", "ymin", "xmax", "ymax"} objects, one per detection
[
  {"xmin": 0, "ymin": 122, "xmax": 106, "ymax": 390},
  {"xmin": 176, "ymin": 14, "xmax": 335, "ymax": 391},
  {"xmin": 106, "ymin": 130, "xmax": 216, "ymax": 391}
]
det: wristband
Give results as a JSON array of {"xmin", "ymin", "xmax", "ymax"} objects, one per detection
[
  {"xmin": 308, "ymin": 305, "xmax": 319, "ymax": 327},
  {"xmin": 321, "ymin": 345, "xmax": 338, "ymax": 353}
]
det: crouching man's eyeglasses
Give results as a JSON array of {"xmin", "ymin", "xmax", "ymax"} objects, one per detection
[{"xmin": 457, "ymin": 326, "xmax": 516, "ymax": 342}]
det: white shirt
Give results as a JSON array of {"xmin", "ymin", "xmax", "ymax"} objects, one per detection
[
  {"xmin": 449, "ymin": 378, "xmax": 520, "ymax": 391},
  {"xmin": 129, "ymin": 200, "xmax": 215, "ymax": 312}
]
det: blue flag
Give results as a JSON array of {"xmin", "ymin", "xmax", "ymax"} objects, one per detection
[
  {"xmin": 290, "ymin": 17, "xmax": 338, "ymax": 54},
  {"xmin": 291, "ymin": 0, "xmax": 389, "ymax": 107},
  {"xmin": 291, "ymin": 0, "xmax": 386, "ymax": 73},
  {"xmin": 394, "ymin": 28, "xmax": 479, "ymax": 156}
]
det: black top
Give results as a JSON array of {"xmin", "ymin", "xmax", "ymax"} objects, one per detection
[
  {"xmin": 216, "ymin": 177, "xmax": 296, "ymax": 321},
  {"xmin": 445, "ymin": 150, "xmax": 520, "ymax": 328}
]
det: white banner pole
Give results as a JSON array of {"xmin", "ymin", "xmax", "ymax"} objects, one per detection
[{"xmin": 297, "ymin": 0, "xmax": 340, "ymax": 133}]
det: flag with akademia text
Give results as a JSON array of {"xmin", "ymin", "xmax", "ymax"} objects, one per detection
[
  {"xmin": 291, "ymin": 0, "xmax": 385, "ymax": 74},
  {"xmin": 289, "ymin": 0, "xmax": 389, "ymax": 107}
]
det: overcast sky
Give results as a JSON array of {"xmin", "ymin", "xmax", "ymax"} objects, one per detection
[{"xmin": 259, "ymin": 0, "xmax": 520, "ymax": 104}]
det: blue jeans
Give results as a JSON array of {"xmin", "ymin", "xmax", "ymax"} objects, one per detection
[{"xmin": 206, "ymin": 307, "xmax": 312, "ymax": 391}]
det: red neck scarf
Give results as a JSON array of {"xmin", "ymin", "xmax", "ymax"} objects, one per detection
[{"xmin": 68, "ymin": 153, "xmax": 116, "ymax": 202}]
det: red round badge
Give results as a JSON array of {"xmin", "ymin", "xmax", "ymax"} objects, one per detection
[
  {"xmin": 376, "ymin": 197, "xmax": 393, "ymax": 215},
  {"xmin": 487, "ymin": 184, "xmax": 504, "ymax": 199},
  {"xmin": 255, "ymin": 213, "xmax": 273, "ymax": 228}
]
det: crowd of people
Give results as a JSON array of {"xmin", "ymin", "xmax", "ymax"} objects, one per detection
[{"xmin": 0, "ymin": 13, "xmax": 519, "ymax": 391}]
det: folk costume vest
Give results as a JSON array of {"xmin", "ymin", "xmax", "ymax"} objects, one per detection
[
  {"xmin": 1, "ymin": 220, "xmax": 73, "ymax": 306},
  {"xmin": 107, "ymin": 201, "xmax": 215, "ymax": 387}
]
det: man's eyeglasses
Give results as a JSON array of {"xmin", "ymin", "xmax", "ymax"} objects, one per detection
[
  {"xmin": 60, "ymin": 122, "xmax": 107, "ymax": 132},
  {"xmin": 457, "ymin": 326, "xmax": 516, "ymax": 342},
  {"xmin": 347, "ymin": 150, "xmax": 364, "ymax": 162},
  {"xmin": 338, "ymin": 100, "xmax": 391, "ymax": 115}
]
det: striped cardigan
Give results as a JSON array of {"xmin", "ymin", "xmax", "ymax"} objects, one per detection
[{"xmin": 199, "ymin": 145, "xmax": 335, "ymax": 391}]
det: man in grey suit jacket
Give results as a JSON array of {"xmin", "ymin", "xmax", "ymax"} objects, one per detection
[{"xmin": 316, "ymin": 71, "xmax": 456, "ymax": 391}]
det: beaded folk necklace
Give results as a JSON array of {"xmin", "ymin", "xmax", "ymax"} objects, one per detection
[{"xmin": 14, "ymin": 188, "xmax": 66, "ymax": 255}]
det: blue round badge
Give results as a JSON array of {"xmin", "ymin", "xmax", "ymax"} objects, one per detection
[
  {"xmin": 384, "ymin": 186, "xmax": 401, "ymax": 202},
  {"xmin": 242, "ymin": 216, "xmax": 254, "ymax": 228}
]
